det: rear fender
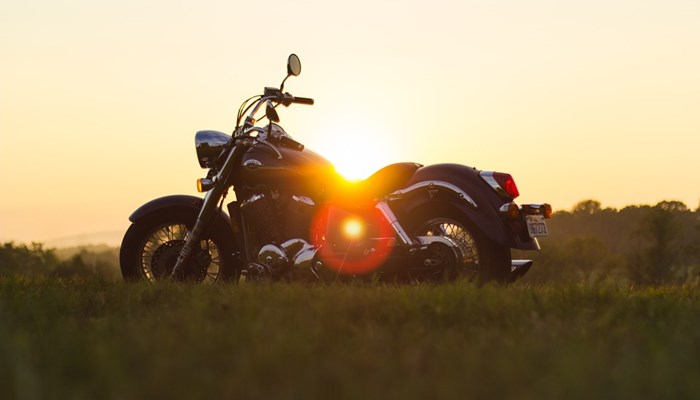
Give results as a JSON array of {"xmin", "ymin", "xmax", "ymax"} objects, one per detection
[{"xmin": 388, "ymin": 164, "xmax": 539, "ymax": 250}]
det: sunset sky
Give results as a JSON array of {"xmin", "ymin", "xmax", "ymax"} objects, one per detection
[{"xmin": 1, "ymin": 0, "xmax": 699, "ymax": 244}]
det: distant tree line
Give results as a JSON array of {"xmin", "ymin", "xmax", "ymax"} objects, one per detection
[
  {"xmin": 518, "ymin": 200, "xmax": 700, "ymax": 285},
  {"xmin": 0, "ymin": 242, "xmax": 119, "ymax": 280},
  {"xmin": 2, "ymin": 200, "xmax": 699, "ymax": 285}
]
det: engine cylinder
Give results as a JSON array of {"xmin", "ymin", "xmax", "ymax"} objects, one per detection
[
  {"xmin": 284, "ymin": 195, "xmax": 316, "ymax": 240},
  {"xmin": 240, "ymin": 193, "xmax": 282, "ymax": 244}
]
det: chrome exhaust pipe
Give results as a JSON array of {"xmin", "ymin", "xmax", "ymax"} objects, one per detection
[
  {"xmin": 510, "ymin": 260, "xmax": 533, "ymax": 282},
  {"xmin": 281, "ymin": 238, "xmax": 321, "ymax": 272}
]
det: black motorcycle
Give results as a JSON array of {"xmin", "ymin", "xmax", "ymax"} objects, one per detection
[{"xmin": 120, "ymin": 54, "xmax": 551, "ymax": 284}]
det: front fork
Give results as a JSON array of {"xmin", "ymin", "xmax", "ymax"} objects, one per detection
[
  {"xmin": 170, "ymin": 139, "xmax": 250, "ymax": 278},
  {"xmin": 170, "ymin": 185, "xmax": 226, "ymax": 278}
]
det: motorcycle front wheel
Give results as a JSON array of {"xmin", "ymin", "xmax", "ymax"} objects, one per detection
[
  {"xmin": 120, "ymin": 212, "xmax": 238, "ymax": 284},
  {"xmin": 403, "ymin": 204, "xmax": 512, "ymax": 284}
]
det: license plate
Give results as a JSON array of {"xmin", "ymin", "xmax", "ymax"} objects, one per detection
[{"xmin": 525, "ymin": 215, "xmax": 549, "ymax": 237}]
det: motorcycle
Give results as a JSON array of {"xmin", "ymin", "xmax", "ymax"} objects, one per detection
[{"xmin": 119, "ymin": 54, "xmax": 551, "ymax": 284}]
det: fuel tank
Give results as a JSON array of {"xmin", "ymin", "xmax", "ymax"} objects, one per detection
[{"xmin": 240, "ymin": 142, "xmax": 339, "ymax": 196}]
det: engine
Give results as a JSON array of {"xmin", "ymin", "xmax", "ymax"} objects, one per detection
[
  {"xmin": 237, "ymin": 190, "xmax": 393, "ymax": 280},
  {"xmin": 239, "ymin": 193, "xmax": 283, "ymax": 245},
  {"xmin": 238, "ymin": 191, "xmax": 320, "ymax": 276},
  {"xmin": 240, "ymin": 191, "xmax": 316, "ymax": 245}
]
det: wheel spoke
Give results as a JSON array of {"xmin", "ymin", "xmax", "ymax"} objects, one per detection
[
  {"xmin": 435, "ymin": 224, "xmax": 449, "ymax": 236},
  {"xmin": 415, "ymin": 218, "xmax": 480, "ymax": 280},
  {"xmin": 136, "ymin": 223, "xmax": 222, "ymax": 284}
]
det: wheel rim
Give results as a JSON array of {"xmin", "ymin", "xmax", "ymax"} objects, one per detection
[
  {"xmin": 138, "ymin": 223, "xmax": 222, "ymax": 284},
  {"xmin": 415, "ymin": 218, "xmax": 479, "ymax": 278}
]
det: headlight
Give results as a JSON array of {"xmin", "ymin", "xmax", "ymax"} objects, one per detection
[{"xmin": 195, "ymin": 130, "xmax": 231, "ymax": 168}]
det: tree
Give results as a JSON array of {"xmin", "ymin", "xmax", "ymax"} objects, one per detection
[
  {"xmin": 573, "ymin": 200, "xmax": 602, "ymax": 215},
  {"xmin": 656, "ymin": 200, "xmax": 688, "ymax": 213},
  {"xmin": 628, "ymin": 201, "xmax": 686, "ymax": 285}
]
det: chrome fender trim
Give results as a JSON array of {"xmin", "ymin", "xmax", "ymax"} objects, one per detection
[
  {"xmin": 479, "ymin": 171, "xmax": 504, "ymax": 197},
  {"xmin": 384, "ymin": 180, "xmax": 478, "ymax": 208}
]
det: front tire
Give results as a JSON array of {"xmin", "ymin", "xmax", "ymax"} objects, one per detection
[
  {"xmin": 120, "ymin": 211, "xmax": 238, "ymax": 283},
  {"xmin": 402, "ymin": 203, "xmax": 512, "ymax": 284}
]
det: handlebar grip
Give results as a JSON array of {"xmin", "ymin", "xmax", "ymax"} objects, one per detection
[
  {"xmin": 293, "ymin": 96, "xmax": 314, "ymax": 105},
  {"xmin": 280, "ymin": 135, "xmax": 305, "ymax": 151}
]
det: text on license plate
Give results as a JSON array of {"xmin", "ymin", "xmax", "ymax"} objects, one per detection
[{"xmin": 525, "ymin": 215, "xmax": 549, "ymax": 237}]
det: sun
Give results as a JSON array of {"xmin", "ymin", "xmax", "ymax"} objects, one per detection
[{"xmin": 312, "ymin": 123, "xmax": 397, "ymax": 181}]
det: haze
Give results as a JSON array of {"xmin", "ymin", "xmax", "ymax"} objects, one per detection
[{"xmin": 1, "ymin": 0, "xmax": 699, "ymax": 243}]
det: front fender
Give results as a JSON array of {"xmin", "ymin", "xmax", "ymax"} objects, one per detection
[
  {"xmin": 129, "ymin": 194, "xmax": 233, "ymax": 234},
  {"xmin": 389, "ymin": 164, "xmax": 538, "ymax": 250}
]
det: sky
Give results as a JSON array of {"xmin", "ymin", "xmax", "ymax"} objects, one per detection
[{"xmin": 1, "ymin": 0, "xmax": 699, "ymax": 244}]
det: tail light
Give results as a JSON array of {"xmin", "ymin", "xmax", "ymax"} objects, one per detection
[{"xmin": 480, "ymin": 171, "xmax": 520, "ymax": 199}]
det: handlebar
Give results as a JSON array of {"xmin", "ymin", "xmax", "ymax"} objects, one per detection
[
  {"xmin": 263, "ymin": 88, "xmax": 314, "ymax": 107},
  {"xmin": 237, "ymin": 89, "xmax": 314, "ymax": 145},
  {"xmin": 279, "ymin": 92, "xmax": 314, "ymax": 106},
  {"xmin": 291, "ymin": 96, "xmax": 314, "ymax": 105},
  {"xmin": 279, "ymin": 135, "xmax": 305, "ymax": 151}
]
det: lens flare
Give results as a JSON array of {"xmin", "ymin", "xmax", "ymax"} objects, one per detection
[
  {"xmin": 310, "ymin": 205, "xmax": 394, "ymax": 275},
  {"xmin": 342, "ymin": 218, "xmax": 364, "ymax": 240}
]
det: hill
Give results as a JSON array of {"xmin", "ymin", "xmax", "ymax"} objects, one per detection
[{"xmin": 44, "ymin": 230, "xmax": 123, "ymax": 248}]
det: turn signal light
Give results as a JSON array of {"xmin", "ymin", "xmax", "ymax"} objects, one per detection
[
  {"xmin": 507, "ymin": 203, "xmax": 520, "ymax": 220},
  {"xmin": 197, "ymin": 178, "xmax": 214, "ymax": 192},
  {"xmin": 501, "ymin": 202, "xmax": 521, "ymax": 220},
  {"xmin": 543, "ymin": 203, "xmax": 553, "ymax": 219}
]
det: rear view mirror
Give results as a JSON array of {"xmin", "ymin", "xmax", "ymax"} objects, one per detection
[
  {"xmin": 287, "ymin": 54, "xmax": 301, "ymax": 77},
  {"xmin": 265, "ymin": 101, "xmax": 280, "ymax": 123}
]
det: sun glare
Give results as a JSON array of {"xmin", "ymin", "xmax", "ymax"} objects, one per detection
[
  {"xmin": 312, "ymin": 123, "xmax": 397, "ymax": 181},
  {"xmin": 342, "ymin": 218, "xmax": 365, "ymax": 240}
]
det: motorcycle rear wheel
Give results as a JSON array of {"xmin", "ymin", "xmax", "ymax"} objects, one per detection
[
  {"xmin": 120, "ymin": 212, "xmax": 237, "ymax": 283},
  {"xmin": 404, "ymin": 205, "xmax": 512, "ymax": 284}
]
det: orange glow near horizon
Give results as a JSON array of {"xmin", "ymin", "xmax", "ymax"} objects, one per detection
[{"xmin": 1, "ymin": 1, "xmax": 700, "ymax": 243}]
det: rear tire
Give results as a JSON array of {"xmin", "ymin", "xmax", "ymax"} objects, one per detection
[
  {"xmin": 120, "ymin": 211, "xmax": 238, "ymax": 283},
  {"xmin": 402, "ymin": 203, "xmax": 512, "ymax": 284}
]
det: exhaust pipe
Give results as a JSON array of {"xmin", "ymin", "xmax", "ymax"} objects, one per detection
[{"xmin": 509, "ymin": 260, "xmax": 533, "ymax": 282}]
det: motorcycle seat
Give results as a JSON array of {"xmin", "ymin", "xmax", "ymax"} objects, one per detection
[{"xmin": 331, "ymin": 162, "xmax": 422, "ymax": 207}]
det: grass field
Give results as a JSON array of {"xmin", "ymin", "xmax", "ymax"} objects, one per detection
[{"xmin": 1, "ymin": 278, "xmax": 699, "ymax": 400}]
